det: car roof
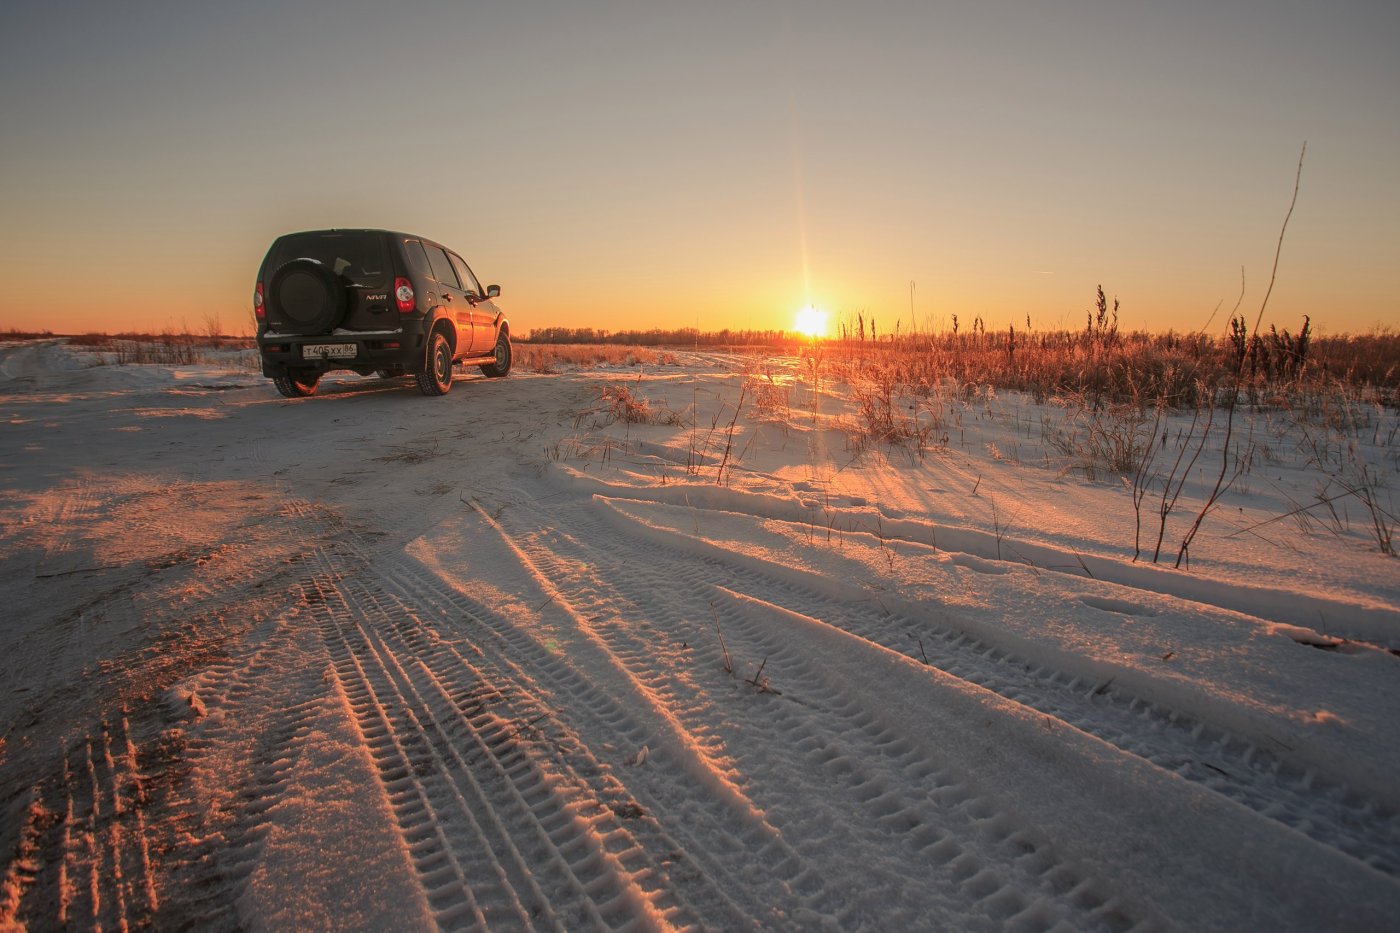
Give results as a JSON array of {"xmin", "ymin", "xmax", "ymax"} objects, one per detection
[
  {"xmin": 278, "ymin": 228, "xmax": 460, "ymax": 250},
  {"xmin": 281, "ymin": 228, "xmax": 406, "ymax": 238}
]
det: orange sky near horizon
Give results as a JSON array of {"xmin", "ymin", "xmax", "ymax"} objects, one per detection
[{"xmin": 1, "ymin": 3, "xmax": 1397, "ymax": 339}]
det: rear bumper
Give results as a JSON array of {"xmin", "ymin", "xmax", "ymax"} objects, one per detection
[{"xmin": 257, "ymin": 326, "xmax": 427, "ymax": 377}]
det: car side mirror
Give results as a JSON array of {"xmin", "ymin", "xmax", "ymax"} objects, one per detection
[{"xmin": 486, "ymin": 285, "xmax": 501, "ymax": 299}]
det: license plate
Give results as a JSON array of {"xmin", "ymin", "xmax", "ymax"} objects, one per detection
[{"xmin": 302, "ymin": 343, "xmax": 356, "ymax": 360}]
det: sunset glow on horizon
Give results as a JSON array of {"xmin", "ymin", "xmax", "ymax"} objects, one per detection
[{"xmin": 0, "ymin": 4, "xmax": 1396, "ymax": 337}]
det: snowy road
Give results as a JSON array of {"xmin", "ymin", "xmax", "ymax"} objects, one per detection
[{"xmin": 1, "ymin": 341, "xmax": 1397, "ymax": 930}]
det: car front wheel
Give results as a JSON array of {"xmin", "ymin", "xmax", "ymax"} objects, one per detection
[
  {"xmin": 416, "ymin": 332, "xmax": 453, "ymax": 396},
  {"xmin": 481, "ymin": 332, "xmax": 512, "ymax": 378}
]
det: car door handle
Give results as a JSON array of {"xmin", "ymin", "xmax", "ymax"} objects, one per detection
[{"xmin": 442, "ymin": 293, "xmax": 453, "ymax": 301}]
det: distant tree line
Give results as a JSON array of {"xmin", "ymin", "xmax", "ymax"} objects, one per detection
[{"xmin": 522, "ymin": 326, "xmax": 806, "ymax": 347}]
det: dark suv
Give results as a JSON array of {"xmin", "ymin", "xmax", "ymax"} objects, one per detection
[{"xmin": 254, "ymin": 229, "xmax": 511, "ymax": 397}]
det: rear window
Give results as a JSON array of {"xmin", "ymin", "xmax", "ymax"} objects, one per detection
[
  {"xmin": 269, "ymin": 232, "xmax": 389, "ymax": 288},
  {"xmin": 423, "ymin": 245, "xmax": 459, "ymax": 288},
  {"xmin": 403, "ymin": 239, "xmax": 433, "ymax": 280}
]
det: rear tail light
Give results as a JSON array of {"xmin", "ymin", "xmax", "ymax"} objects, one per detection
[
  {"xmin": 394, "ymin": 277, "xmax": 415, "ymax": 313},
  {"xmin": 254, "ymin": 281, "xmax": 266, "ymax": 320}
]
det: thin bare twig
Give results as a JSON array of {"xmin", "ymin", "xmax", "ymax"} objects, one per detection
[
  {"xmin": 1249, "ymin": 142, "xmax": 1307, "ymax": 349},
  {"xmin": 711, "ymin": 603, "xmax": 734, "ymax": 676}
]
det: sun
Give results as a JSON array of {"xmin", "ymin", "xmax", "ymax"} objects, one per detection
[{"xmin": 793, "ymin": 305, "xmax": 828, "ymax": 339}]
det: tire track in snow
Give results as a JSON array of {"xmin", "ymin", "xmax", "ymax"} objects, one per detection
[
  {"xmin": 51, "ymin": 715, "xmax": 159, "ymax": 930},
  {"xmin": 158, "ymin": 601, "xmax": 338, "ymax": 932},
  {"xmin": 707, "ymin": 587, "xmax": 1145, "ymax": 931},
  {"xmin": 491, "ymin": 499, "xmax": 1143, "ymax": 930},
  {"xmin": 473, "ymin": 520, "xmax": 881, "ymax": 921},
  {"xmin": 362, "ymin": 545, "xmax": 787, "ymax": 928},
  {"xmin": 300, "ymin": 530, "xmax": 691, "ymax": 930},
  {"xmin": 353, "ymin": 592, "xmax": 744, "ymax": 928},
  {"xmin": 5, "ymin": 477, "xmax": 108, "ymax": 710},
  {"xmin": 709, "ymin": 584, "xmax": 1400, "ymax": 932},
  {"xmin": 525, "ymin": 489, "xmax": 1400, "ymax": 880},
  {"xmin": 215, "ymin": 506, "xmax": 519, "ymax": 928},
  {"xmin": 5, "ymin": 484, "xmax": 330, "ymax": 741},
  {"xmin": 214, "ymin": 691, "xmax": 328, "ymax": 895},
  {"xmin": 549, "ymin": 463, "xmax": 1400, "ymax": 649},
  {"xmin": 5, "ymin": 494, "xmax": 380, "ymax": 931},
  {"xmin": 156, "ymin": 501, "xmax": 733, "ymax": 930},
  {"xmin": 36, "ymin": 475, "xmax": 102, "ymax": 571}
]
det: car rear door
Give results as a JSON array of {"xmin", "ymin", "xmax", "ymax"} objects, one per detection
[
  {"xmin": 422, "ymin": 244, "xmax": 472, "ymax": 356},
  {"xmin": 448, "ymin": 252, "xmax": 498, "ymax": 353}
]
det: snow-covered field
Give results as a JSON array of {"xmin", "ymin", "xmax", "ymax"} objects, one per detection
[{"xmin": 1, "ymin": 338, "xmax": 1397, "ymax": 931}]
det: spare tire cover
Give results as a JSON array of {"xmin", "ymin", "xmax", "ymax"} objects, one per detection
[{"xmin": 268, "ymin": 259, "xmax": 347, "ymax": 335}]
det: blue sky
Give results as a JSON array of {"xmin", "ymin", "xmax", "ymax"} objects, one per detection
[{"xmin": 2, "ymin": 1, "xmax": 1396, "ymax": 335}]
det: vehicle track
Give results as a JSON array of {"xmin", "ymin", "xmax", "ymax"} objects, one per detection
[
  {"xmin": 35, "ymin": 714, "xmax": 159, "ymax": 931},
  {"xmin": 481, "ymin": 495, "xmax": 1145, "ymax": 929},
  {"xmin": 322, "ymin": 524, "xmax": 783, "ymax": 927},
  {"xmin": 298, "ymin": 529, "xmax": 720, "ymax": 930},
  {"xmin": 508, "ymin": 487, "xmax": 1400, "ymax": 879},
  {"xmin": 144, "ymin": 594, "xmax": 342, "ymax": 930},
  {"xmin": 0, "ymin": 476, "xmax": 965, "ymax": 931},
  {"xmin": 708, "ymin": 588, "xmax": 1145, "ymax": 931},
  {"xmin": 2, "ymin": 492, "xmax": 362, "ymax": 930},
  {"xmin": 2, "ymin": 478, "xmax": 107, "ymax": 708},
  {"xmin": 36, "ymin": 476, "xmax": 102, "ymax": 570}
]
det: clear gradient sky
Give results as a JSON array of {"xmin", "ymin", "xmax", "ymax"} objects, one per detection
[{"xmin": 2, "ymin": 1, "xmax": 1396, "ymax": 337}]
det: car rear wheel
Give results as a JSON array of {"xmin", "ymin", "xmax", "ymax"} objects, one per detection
[
  {"xmin": 273, "ymin": 369, "xmax": 320, "ymax": 398},
  {"xmin": 480, "ymin": 332, "xmax": 512, "ymax": 377},
  {"xmin": 416, "ymin": 332, "xmax": 453, "ymax": 396}
]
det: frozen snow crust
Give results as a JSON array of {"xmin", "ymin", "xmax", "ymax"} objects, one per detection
[{"xmin": 1, "ymin": 341, "xmax": 1397, "ymax": 930}]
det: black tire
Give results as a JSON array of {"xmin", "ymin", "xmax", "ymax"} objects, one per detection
[
  {"xmin": 267, "ymin": 259, "xmax": 347, "ymax": 335},
  {"xmin": 416, "ymin": 331, "xmax": 453, "ymax": 396},
  {"xmin": 480, "ymin": 331, "xmax": 512, "ymax": 378},
  {"xmin": 273, "ymin": 369, "xmax": 320, "ymax": 398}
]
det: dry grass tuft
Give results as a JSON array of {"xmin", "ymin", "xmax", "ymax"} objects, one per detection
[
  {"xmin": 602, "ymin": 384, "xmax": 655, "ymax": 424},
  {"xmin": 581, "ymin": 383, "xmax": 685, "ymax": 428},
  {"xmin": 742, "ymin": 361, "xmax": 793, "ymax": 422}
]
